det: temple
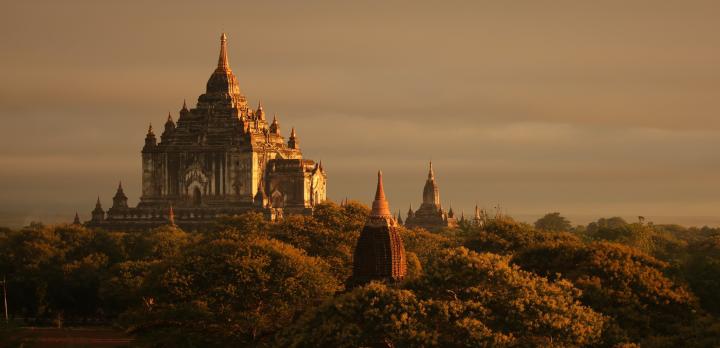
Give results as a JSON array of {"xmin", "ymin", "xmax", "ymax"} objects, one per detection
[
  {"xmin": 349, "ymin": 171, "xmax": 407, "ymax": 286},
  {"xmin": 403, "ymin": 162, "xmax": 458, "ymax": 231},
  {"xmin": 85, "ymin": 33, "xmax": 327, "ymax": 231}
]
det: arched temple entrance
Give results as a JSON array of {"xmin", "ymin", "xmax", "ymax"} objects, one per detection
[{"xmin": 193, "ymin": 187, "xmax": 202, "ymax": 206}]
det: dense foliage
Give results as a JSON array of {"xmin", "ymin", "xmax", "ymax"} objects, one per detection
[{"xmin": 1, "ymin": 205, "xmax": 719, "ymax": 347}]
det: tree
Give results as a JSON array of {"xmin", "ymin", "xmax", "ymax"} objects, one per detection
[
  {"xmin": 513, "ymin": 241, "xmax": 698, "ymax": 345},
  {"xmin": 411, "ymin": 247, "xmax": 606, "ymax": 347},
  {"xmin": 126, "ymin": 236, "xmax": 340, "ymax": 346},
  {"xmin": 463, "ymin": 215, "xmax": 579, "ymax": 255},
  {"xmin": 280, "ymin": 248, "xmax": 605, "ymax": 347},
  {"xmin": 534, "ymin": 212, "xmax": 572, "ymax": 232}
]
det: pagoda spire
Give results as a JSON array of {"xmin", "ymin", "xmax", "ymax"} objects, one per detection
[
  {"xmin": 147, "ymin": 123, "xmax": 154, "ymax": 136},
  {"xmin": 73, "ymin": 212, "xmax": 81, "ymax": 225},
  {"xmin": 182, "ymin": 99, "xmax": 188, "ymax": 111},
  {"xmin": 217, "ymin": 33, "xmax": 230, "ymax": 71},
  {"xmin": 422, "ymin": 161, "xmax": 440, "ymax": 207},
  {"xmin": 371, "ymin": 171, "xmax": 391, "ymax": 218}
]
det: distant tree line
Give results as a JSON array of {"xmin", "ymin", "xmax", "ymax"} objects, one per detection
[{"xmin": 1, "ymin": 204, "xmax": 720, "ymax": 347}]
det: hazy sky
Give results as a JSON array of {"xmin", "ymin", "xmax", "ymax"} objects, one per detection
[{"xmin": 1, "ymin": 1, "xmax": 720, "ymax": 227}]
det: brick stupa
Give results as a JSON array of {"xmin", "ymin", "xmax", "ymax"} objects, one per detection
[{"xmin": 350, "ymin": 171, "xmax": 407, "ymax": 286}]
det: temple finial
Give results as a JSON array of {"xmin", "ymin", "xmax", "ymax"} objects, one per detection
[
  {"xmin": 217, "ymin": 33, "xmax": 230, "ymax": 70},
  {"xmin": 181, "ymin": 99, "xmax": 188, "ymax": 111},
  {"xmin": 371, "ymin": 170, "xmax": 391, "ymax": 217},
  {"xmin": 147, "ymin": 123, "xmax": 154, "ymax": 135},
  {"xmin": 290, "ymin": 127, "xmax": 296, "ymax": 138},
  {"xmin": 428, "ymin": 161, "xmax": 434, "ymax": 180}
]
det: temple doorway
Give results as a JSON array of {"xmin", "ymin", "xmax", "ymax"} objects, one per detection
[{"xmin": 193, "ymin": 187, "xmax": 202, "ymax": 206}]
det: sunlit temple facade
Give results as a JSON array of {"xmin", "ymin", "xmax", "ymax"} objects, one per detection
[{"xmin": 86, "ymin": 33, "xmax": 327, "ymax": 231}]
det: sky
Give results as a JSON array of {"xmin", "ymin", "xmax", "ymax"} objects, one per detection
[{"xmin": 1, "ymin": 0, "xmax": 719, "ymax": 227}]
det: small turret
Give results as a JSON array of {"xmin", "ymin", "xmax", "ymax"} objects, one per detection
[
  {"xmin": 448, "ymin": 204, "xmax": 455, "ymax": 218},
  {"xmin": 91, "ymin": 197, "xmax": 105, "ymax": 222},
  {"xmin": 288, "ymin": 127, "xmax": 299, "ymax": 149},
  {"xmin": 397, "ymin": 209, "xmax": 404, "ymax": 225},
  {"xmin": 72, "ymin": 212, "xmax": 81, "ymax": 226},
  {"xmin": 256, "ymin": 100, "xmax": 265, "ymax": 120},
  {"xmin": 162, "ymin": 113, "xmax": 176, "ymax": 142},
  {"xmin": 112, "ymin": 182, "xmax": 129, "ymax": 209},
  {"xmin": 143, "ymin": 123, "xmax": 157, "ymax": 150},
  {"xmin": 269, "ymin": 114, "xmax": 280, "ymax": 134},
  {"xmin": 407, "ymin": 204, "xmax": 414, "ymax": 218}
]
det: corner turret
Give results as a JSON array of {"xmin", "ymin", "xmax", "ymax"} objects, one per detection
[
  {"xmin": 112, "ymin": 182, "xmax": 129, "ymax": 209},
  {"xmin": 91, "ymin": 197, "xmax": 105, "ymax": 222},
  {"xmin": 143, "ymin": 123, "xmax": 157, "ymax": 150},
  {"xmin": 288, "ymin": 127, "xmax": 299, "ymax": 149}
]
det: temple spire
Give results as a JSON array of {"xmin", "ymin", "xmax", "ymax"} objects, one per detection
[
  {"xmin": 371, "ymin": 170, "xmax": 391, "ymax": 217},
  {"xmin": 217, "ymin": 33, "xmax": 230, "ymax": 71},
  {"xmin": 428, "ymin": 161, "xmax": 435, "ymax": 180}
]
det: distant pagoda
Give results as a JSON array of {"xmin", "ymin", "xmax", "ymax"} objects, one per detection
[
  {"xmin": 350, "ymin": 171, "xmax": 407, "ymax": 286},
  {"xmin": 85, "ymin": 33, "xmax": 327, "ymax": 231},
  {"xmin": 403, "ymin": 162, "xmax": 458, "ymax": 232}
]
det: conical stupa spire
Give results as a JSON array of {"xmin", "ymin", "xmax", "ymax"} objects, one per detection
[
  {"xmin": 371, "ymin": 171, "xmax": 392, "ymax": 217},
  {"xmin": 73, "ymin": 212, "xmax": 81, "ymax": 225},
  {"xmin": 217, "ymin": 33, "xmax": 230, "ymax": 71},
  {"xmin": 182, "ymin": 99, "xmax": 188, "ymax": 111},
  {"xmin": 428, "ymin": 161, "xmax": 435, "ymax": 180},
  {"xmin": 167, "ymin": 112, "xmax": 173, "ymax": 122},
  {"xmin": 147, "ymin": 123, "xmax": 154, "ymax": 135},
  {"xmin": 95, "ymin": 196, "xmax": 102, "ymax": 208}
]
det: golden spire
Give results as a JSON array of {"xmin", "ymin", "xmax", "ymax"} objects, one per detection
[
  {"xmin": 290, "ymin": 127, "xmax": 296, "ymax": 138},
  {"xmin": 217, "ymin": 33, "xmax": 230, "ymax": 71},
  {"xmin": 428, "ymin": 161, "xmax": 435, "ymax": 180},
  {"xmin": 371, "ymin": 170, "xmax": 392, "ymax": 217}
]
